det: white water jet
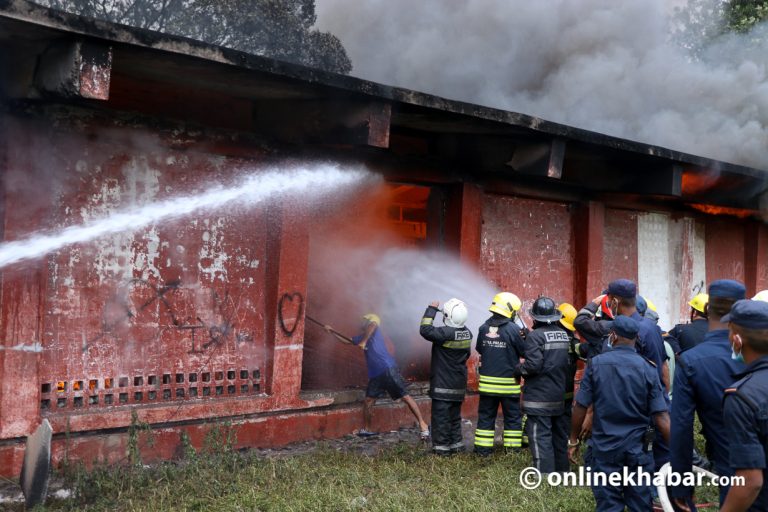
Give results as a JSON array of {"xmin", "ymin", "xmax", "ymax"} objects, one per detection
[{"xmin": 0, "ymin": 164, "xmax": 371, "ymax": 268}]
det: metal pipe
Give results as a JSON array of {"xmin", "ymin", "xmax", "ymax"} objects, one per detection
[{"xmin": 305, "ymin": 315, "xmax": 354, "ymax": 344}]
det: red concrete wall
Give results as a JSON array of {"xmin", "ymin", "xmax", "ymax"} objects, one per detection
[
  {"xmin": 705, "ymin": 217, "xmax": 746, "ymax": 284},
  {"xmin": 0, "ymin": 116, "xmax": 282, "ymax": 443},
  {"xmin": 602, "ymin": 208, "xmax": 638, "ymax": 286},
  {"xmin": 480, "ymin": 194, "xmax": 575, "ymax": 315},
  {"xmin": 745, "ymin": 222, "xmax": 768, "ymax": 298}
]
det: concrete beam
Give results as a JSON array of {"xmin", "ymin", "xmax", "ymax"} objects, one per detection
[
  {"xmin": 33, "ymin": 40, "xmax": 112, "ymax": 100},
  {"xmin": 574, "ymin": 201, "xmax": 605, "ymax": 308},
  {"xmin": 253, "ymin": 99, "xmax": 391, "ymax": 148},
  {"xmin": 506, "ymin": 138, "xmax": 566, "ymax": 179}
]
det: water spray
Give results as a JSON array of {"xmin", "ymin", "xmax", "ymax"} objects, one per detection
[{"xmin": 0, "ymin": 164, "xmax": 371, "ymax": 269}]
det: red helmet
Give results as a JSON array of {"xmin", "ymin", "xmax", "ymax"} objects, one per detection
[{"xmin": 600, "ymin": 295, "xmax": 615, "ymax": 319}]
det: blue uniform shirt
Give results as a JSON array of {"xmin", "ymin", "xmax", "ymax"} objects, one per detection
[
  {"xmin": 576, "ymin": 345, "xmax": 667, "ymax": 459},
  {"xmin": 353, "ymin": 327, "xmax": 396, "ymax": 379},
  {"xmin": 631, "ymin": 312, "xmax": 668, "ymax": 386},
  {"xmin": 669, "ymin": 329, "xmax": 745, "ymax": 500},
  {"xmin": 723, "ymin": 356, "xmax": 768, "ymax": 511}
]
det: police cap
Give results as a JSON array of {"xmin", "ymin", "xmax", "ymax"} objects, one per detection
[
  {"xmin": 636, "ymin": 295, "xmax": 648, "ymax": 315},
  {"xmin": 708, "ymin": 279, "xmax": 746, "ymax": 300},
  {"xmin": 721, "ymin": 299, "xmax": 768, "ymax": 329},
  {"xmin": 608, "ymin": 279, "xmax": 637, "ymax": 299},
  {"xmin": 612, "ymin": 315, "xmax": 640, "ymax": 339}
]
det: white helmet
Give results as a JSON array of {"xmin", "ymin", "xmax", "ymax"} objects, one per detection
[
  {"xmin": 442, "ymin": 298, "xmax": 468, "ymax": 328},
  {"xmin": 753, "ymin": 290, "xmax": 768, "ymax": 302}
]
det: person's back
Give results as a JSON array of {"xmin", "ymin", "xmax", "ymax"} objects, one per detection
[
  {"xmin": 669, "ymin": 318, "xmax": 708, "ymax": 353},
  {"xmin": 477, "ymin": 317, "xmax": 523, "ymax": 388},
  {"xmin": 720, "ymin": 299, "xmax": 768, "ymax": 511},
  {"xmin": 515, "ymin": 297, "xmax": 570, "ymax": 473},
  {"xmin": 518, "ymin": 323, "xmax": 570, "ymax": 415},
  {"xmin": 474, "ymin": 294, "xmax": 526, "ymax": 454},
  {"xmin": 587, "ymin": 347, "xmax": 662, "ymax": 456},
  {"xmin": 420, "ymin": 299, "xmax": 472, "ymax": 455},
  {"xmin": 670, "ymin": 280, "xmax": 747, "ymax": 509},
  {"xmin": 569, "ymin": 315, "xmax": 669, "ymax": 512},
  {"xmin": 676, "ymin": 330, "xmax": 744, "ymax": 472},
  {"xmin": 632, "ymin": 312, "xmax": 668, "ymax": 386},
  {"xmin": 355, "ymin": 325, "xmax": 396, "ymax": 379},
  {"xmin": 420, "ymin": 311, "xmax": 472, "ymax": 401}
]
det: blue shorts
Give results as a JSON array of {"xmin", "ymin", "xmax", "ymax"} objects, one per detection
[{"xmin": 367, "ymin": 367, "xmax": 409, "ymax": 400}]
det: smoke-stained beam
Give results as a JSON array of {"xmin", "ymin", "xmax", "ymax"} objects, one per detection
[
  {"xmin": 506, "ymin": 138, "xmax": 566, "ymax": 179},
  {"xmin": 34, "ymin": 40, "xmax": 112, "ymax": 100},
  {"xmin": 565, "ymin": 158, "xmax": 682, "ymax": 197},
  {"xmin": 253, "ymin": 99, "xmax": 391, "ymax": 148}
]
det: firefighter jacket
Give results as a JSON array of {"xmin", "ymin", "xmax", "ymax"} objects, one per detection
[
  {"xmin": 574, "ymin": 302, "xmax": 612, "ymax": 361},
  {"xmin": 513, "ymin": 324, "xmax": 570, "ymax": 415},
  {"xmin": 564, "ymin": 329, "xmax": 579, "ymax": 402},
  {"xmin": 419, "ymin": 305, "xmax": 472, "ymax": 402},
  {"xmin": 476, "ymin": 316, "xmax": 524, "ymax": 397}
]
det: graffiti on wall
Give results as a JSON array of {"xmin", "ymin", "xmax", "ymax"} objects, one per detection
[
  {"xmin": 278, "ymin": 292, "xmax": 304, "ymax": 337},
  {"xmin": 90, "ymin": 278, "xmax": 255, "ymax": 353}
]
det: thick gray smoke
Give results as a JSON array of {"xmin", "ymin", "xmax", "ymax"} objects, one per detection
[{"xmin": 316, "ymin": 0, "xmax": 768, "ymax": 169}]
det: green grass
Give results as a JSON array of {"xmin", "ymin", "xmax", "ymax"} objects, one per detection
[
  {"xmin": 10, "ymin": 416, "xmax": 713, "ymax": 511},
  {"xmin": 29, "ymin": 444, "xmax": 595, "ymax": 512}
]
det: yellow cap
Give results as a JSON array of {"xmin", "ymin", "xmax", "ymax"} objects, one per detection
[
  {"xmin": 363, "ymin": 313, "xmax": 381, "ymax": 326},
  {"xmin": 688, "ymin": 293, "xmax": 708, "ymax": 314},
  {"xmin": 558, "ymin": 303, "xmax": 577, "ymax": 331}
]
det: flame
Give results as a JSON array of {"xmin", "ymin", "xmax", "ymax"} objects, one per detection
[
  {"xmin": 689, "ymin": 203, "xmax": 754, "ymax": 219},
  {"xmin": 682, "ymin": 169, "xmax": 720, "ymax": 196}
]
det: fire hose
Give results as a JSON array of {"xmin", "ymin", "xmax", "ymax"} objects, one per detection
[
  {"xmin": 305, "ymin": 315, "xmax": 354, "ymax": 344},
  {"xmin": 655, "ymin": 462, "xmax": 719, "ymax": 512}
]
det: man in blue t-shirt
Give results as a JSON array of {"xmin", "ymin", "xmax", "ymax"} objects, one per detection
[{"xmin": 325, "ymin": 313, "xmax": 429, "ymax": 438}]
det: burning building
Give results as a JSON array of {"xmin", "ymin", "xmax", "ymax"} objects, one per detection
[{"xmin": 1, "ymin": 0, "xmax": 767, "ymax": 476}]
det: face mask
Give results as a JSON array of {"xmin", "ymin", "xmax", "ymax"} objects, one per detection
[{"xmin": 731, "ymin": 345, "xmax": 745, "ymax": 363}]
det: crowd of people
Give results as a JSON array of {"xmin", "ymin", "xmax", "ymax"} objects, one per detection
[{"xmin": 323, "ymin": 278, "xmax": 768, "ymax": 512}]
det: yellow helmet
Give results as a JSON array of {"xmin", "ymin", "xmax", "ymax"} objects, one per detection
[
  {"xmin": 489, "ymin": 292, "xmax": 522, "ymax": 319},
  {"xmin": 363, "ymin": 313, "xmax": 381, "ymax": 326},
  {"xmin": 558, "ymin": 303, "xmax": 578, "ymax": 332},
  {"xmin": 753, "ymin": 290, "xmax": 768, "ymax": 302},
  {"xmin": 688, "ymin": 293, "xmax": 708, "ymax": 314},
  {"xmin": 645, "ymin": 298, "xmax": 657, "ymax": 313}
]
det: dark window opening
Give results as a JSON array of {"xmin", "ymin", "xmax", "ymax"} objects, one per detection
[{"xmin": 302, "ymin": 183, "xmax": 438, "ymax": 393}]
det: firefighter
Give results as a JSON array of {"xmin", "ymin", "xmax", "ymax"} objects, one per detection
[
  {"xmin": 574, "ymin": 290, "xmax": 614, "ymax": 361},
  {"xmin": 473, "ymin": 292, "xmax": 525, "ymax": 456},
  {"xmin": 720, "ymin": 299, "xmax": 768, "ymax": 512},
  {"xmin": 667, "ymin": 293, "xmax": 709, "ymax": 354},
  {"xmin": 514, "ymin": 296, "xmax": 570, "ymax": 473},
  {"xmin": 670, "ymin": 280, "xmax": 747, "ymax": 510},
  {"xmin": 419, "ymin": 298, "xmax": 473, "ymax": 455},
  {"xmin": 568, "ymin": 315, "xmax": 670, "ymax": 511}
]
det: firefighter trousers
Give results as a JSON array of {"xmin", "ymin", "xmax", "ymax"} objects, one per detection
[
  {"xmin": 526, "ymin": 413, "xmax": 569, "ymax": 473},
  {"xmin": 431, "ymin": 399, "xmax": 463, "ymax": 455},
  {"xmin": 474, "ymin": 395, "xmax": 522, "ymax": 453}
]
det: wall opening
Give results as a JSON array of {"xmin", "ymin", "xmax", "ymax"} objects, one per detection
[{"xmin": 301, "ymin": 182, "xmax": 442, "ymax": 393}]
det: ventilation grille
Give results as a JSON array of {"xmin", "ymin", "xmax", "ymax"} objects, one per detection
[{"xmin": 40, "ymin": 368, "xmax": 262, "ymax": 411}]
